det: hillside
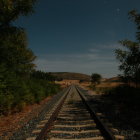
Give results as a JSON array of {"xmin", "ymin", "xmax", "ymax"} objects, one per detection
[
  {"xmin": 50, "ymin": 72, "xmax": 91, "ymax": 81},
  {"xmin": 105, "ymin": 77, "xmax": 121, "ymax": 82}
]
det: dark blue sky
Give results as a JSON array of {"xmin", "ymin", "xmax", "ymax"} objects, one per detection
[{"xmin": 15, "ymin": 0, "xmax": 140, "ymax": 77}]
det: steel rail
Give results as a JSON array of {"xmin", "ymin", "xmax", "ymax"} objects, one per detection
[
  {"xmin": 76, "ymin": 86, "xmax": 116, "ymax": 140},
  {"xmin": 35, "ymin": 86, "xmax": 71, "ymax": 140}
]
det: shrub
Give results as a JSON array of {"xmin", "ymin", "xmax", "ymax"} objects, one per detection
[
  {"xmin": 0, "ymin": 93, "xmax": 14, "ymax": 115},
  {"xmin": 0, "ymin": 68, "xmax": 61, "ymax": 115}
]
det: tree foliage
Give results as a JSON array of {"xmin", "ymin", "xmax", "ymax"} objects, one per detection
[
  {"xmin": 0, "ymin": 0, "xmax": 37, "ymax": 74},
  {"xmin": 0, "ymin": 0, "xmax": 37, "ymax": 27},
  {"xmin": 0, "ymin": 27, "xmax": 36, "ymax": 75},
  {"xmin": 91, "ymin": 73, "xmax": 102, "ymax": 85},
  {"xmin": 115, "ymin": 10, "xmax": 140, "ymax": 85},
  {"xmin": 129, "ymin": 10, "xmax": 140, "ymax": 41}
]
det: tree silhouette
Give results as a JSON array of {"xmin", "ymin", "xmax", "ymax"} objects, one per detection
[
  {"xmin": 115, "ymin": 10, "xmax": 140, "ymax": 86},
  {"xmin": 91, "ymin": 73, "xmax": 102, "ymax": 85}
]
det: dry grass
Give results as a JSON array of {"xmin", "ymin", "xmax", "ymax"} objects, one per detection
[{"xmin": 96, "ymin": 82, "xmax": 124, "ymax": 88}]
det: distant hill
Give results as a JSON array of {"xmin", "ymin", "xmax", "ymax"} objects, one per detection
[
  {"xmin": 105, "ymin": 77, "xmax": 121, "ymax": 82},
  {"xmin": 50, "ymin": 72, "xmax": 91, "ymax": 81}
]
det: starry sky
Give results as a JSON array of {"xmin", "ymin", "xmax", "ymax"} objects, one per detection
[{"xmin": 15, "ymin": 0, "xmax": 140, "ymax": 77}]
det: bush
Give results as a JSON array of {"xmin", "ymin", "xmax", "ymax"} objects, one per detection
[
  {"xmin": 102, "ymin": 85, "xmax": 140, "ymax": 108},
  {"xmin": 0, "ymin": 93, "xmax": 14, "ymax": 115},
  {"xmin": 0, "ymin": 67, "xmax": 61, "ymax": 115},
  {"xmin": 0, "ymin": 65, "xmax": 16, "ymax": 114}
]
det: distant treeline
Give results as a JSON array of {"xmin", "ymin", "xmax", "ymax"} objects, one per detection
[
  {"xmin": 31, "ymin": 71, "xmax": 56, "ymax": 81},
  {"xmin": 0, "ymin": 1, "xmax": 60, "ymax": 115}
]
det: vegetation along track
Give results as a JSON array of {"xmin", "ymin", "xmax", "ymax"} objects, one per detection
[{"xmin": 26, "ymin": 85, "xmax": 124, "ymax": 140}]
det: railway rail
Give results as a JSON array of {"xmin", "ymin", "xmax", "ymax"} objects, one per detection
[{"xmin": 26, "ymin": 85, "xmax": 124, "ymax": 140}]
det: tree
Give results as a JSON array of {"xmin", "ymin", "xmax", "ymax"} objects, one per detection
[
  {"xmin": 0, "ymin": 0, "xmax": 37, "ymax": 74},
  {"xmin": 129, "ymin": 10, "xmax": 140, "ymax": 42},
  {"xmin": 91, "ymin": 73, "xmax": 102, "ymax": 85},
  {"xmin": 0, "ymin": 0, "xmax": 37, "ymax": 27},
  {"xmin": 0, "ymin": 27, "xmax": 36, "ymax": 75},
  {"xmin": 115, "ymin": 10, "xmax": 140, "ymax": 86},
  {"xmin": 0, "ymin": 0, "xmax": 37, "ymax": 114}
]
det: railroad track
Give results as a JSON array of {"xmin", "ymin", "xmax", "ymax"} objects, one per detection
[{"xmin": 26, "ymin": 85, "xmax": 124, "ymax": 140}]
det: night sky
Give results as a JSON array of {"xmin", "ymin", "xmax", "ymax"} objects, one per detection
[{"xmin": 15, "ymin": 0, "xmax": 140, "ymax": 77}]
